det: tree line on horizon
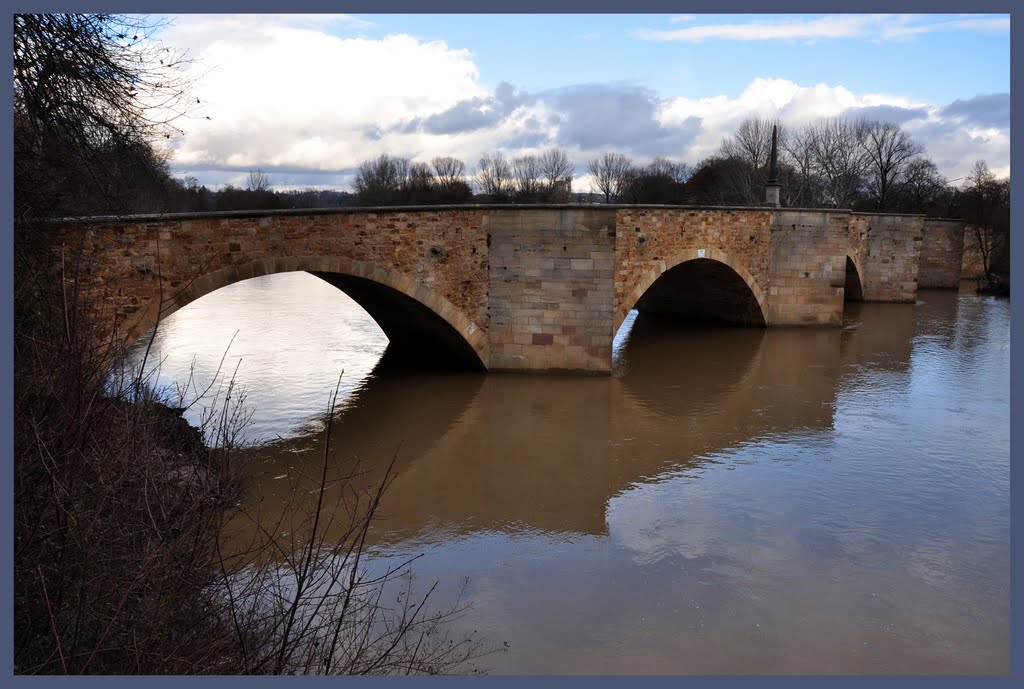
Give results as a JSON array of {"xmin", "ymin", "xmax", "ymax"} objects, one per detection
[{"xmin": 90, "ymin": 114, "xmax": 1003, "ymax": 224}]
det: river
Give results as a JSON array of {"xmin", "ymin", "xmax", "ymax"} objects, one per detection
[{"xmin": 125, "ymin": 271, "xmax": 1009, "ymax": 674}]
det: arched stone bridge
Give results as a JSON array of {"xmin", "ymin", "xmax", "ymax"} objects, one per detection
[{"xmin": 52, "ymin": 205, "xmax": 966, "ymax": 374}]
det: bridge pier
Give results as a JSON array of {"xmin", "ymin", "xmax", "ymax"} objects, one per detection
[
  {"xmin": 487, "ymin": 208, "xmax": 616, "ymax": 373},
  {"xmin": 766, "ymin": 210, "xmax": 849, "ymax": 326},
  {"xmin": 848, "ymin": 213, "xmax": 925, "ymax": 302},
  {"xmin": 919, "ymin": 219, "xmax": 967, "ymax": 288}
]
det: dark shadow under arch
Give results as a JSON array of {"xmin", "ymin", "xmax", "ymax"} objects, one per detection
[
  {"xmin": 844, "ymin": 256, "xmax": 864, "ymax": 302},
  {"xmin": 630, "ymin": 258, "xmax": 768, "ymax": 329},
  {"xmin": 310, "ymin": 271, "xmax": 485, "ymax": 370}
]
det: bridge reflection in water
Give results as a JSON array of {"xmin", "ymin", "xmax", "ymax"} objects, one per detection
[{"xmin": 126, "ymin": 273, "xmax": 1009, "ymax": 674}]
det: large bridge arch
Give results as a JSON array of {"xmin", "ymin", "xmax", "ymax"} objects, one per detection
[
  {"xmin": 126, "ymin": 255, "xmax": 489, "ymax": 370},
  {"xmin": 614, "ymin": 248, "xmax": 769, "ymax": 334}
]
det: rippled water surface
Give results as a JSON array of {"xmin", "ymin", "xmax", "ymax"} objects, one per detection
[{"xmin": 127, "ymin": 272, "xmax": 1010, "ymax": 674}]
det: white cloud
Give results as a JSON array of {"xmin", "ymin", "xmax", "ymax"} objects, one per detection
[
  {"xmin": 157, "ymin": 17, "xmax": 1008, "ymax": 190},
  {"xmin": 633, "ymin": 14, "xmax": 1008, "ymax": 43},
  {"xmin": 878, "ymin": 14, "xmax": 1010, "ymax": 41},
  {"xmin": 162, "ymin": 15, "xmax": 487, "ymax": 174},
  {"xmin": 636, "ymin": 15, "xmax": 874, "ymax": 43},
  {"xmin": 658, "ymin": 77, "xmax": 1007, "ymax": 181}
]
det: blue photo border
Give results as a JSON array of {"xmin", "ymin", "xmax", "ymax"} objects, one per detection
[{"xmin": 2, "ymin": 0, "xmax": 1018, "ymax": 686}]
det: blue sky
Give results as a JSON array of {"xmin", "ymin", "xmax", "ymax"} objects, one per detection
[
  {"xmin": 356, "ymin": 14, "xmax": 1010, "ymax": 103},
  {"xmin": 154, "ymin": 13, "xmax": 1010, "ymax": 191}
]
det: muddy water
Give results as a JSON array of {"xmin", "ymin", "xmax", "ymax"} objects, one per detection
[{"xmin": 128, "ymin": 272, "xmax": 1009, "ymax": 674}]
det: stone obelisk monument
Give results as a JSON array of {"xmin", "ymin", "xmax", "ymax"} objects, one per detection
[{"xmin": 765, "ymin": 124, "xmax": 781, "ymax": 207}]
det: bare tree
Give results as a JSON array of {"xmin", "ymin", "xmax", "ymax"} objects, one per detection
[
  {"xmin": 14, "ymin": 14, "xmax": 196, "ymax": 218},
  {"xmin": 721, "ymin": 116, "xmax": 782, "ymax": 171},
  {"xmin": 648, "ymin": 156, "xmax": 692, "ymax": 185},
  {"xmin": 354, "ymin": 154, "xmax": 410, "ymax": 206},
  {"xmin": 716, "ymin": 117, "xmax": 783, "ymax": 205},
  {"xmin": 475, "ymin": 152, "xmax": 513, "ymax": 201},
  {"xmin": 962, "ymin": 160, "xmax": 1010, "ymax": 292},
  {"xmin": 246, "ymin": 168, "xmax": 271, "ymax": 193},
  {"xmin": 588, "ymin": 153, "xmax": 633, "ymax": 202},
  {"xmin": 407, "ymin": 162, "xmax": 434, "ymax": 188},
  {"xmin": 897, "ymin": 157, "xmax": 946, "ymax": 213},
  {"xmin": 511, "ymin": 155, "xmax": 542, "ymax": 200},
  {"xmin": 859, "ymin": 120, "xmax": 923, "ymax": 210},
  {"xmin": 619, "ymin": 157, "xmax": 689, "ymax": 204},
  {"xmin": 808, "ymin": 118, "xmax": 869, "ymax": 208},
  {"xmin": 538, "ymin": 147, "xmax": 574, "ymax": 200},
  {"xmin": 781, "ymin": 125, "xmax": 823, "ymax": 207},
  {"xmin": 431, "ymin": 156, "xmax": 466, "ymax": 189}
]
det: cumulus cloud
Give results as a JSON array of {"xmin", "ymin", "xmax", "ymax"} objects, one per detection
[
  {"xmin": 547, "ymin": 83, "xmax": 701, "ymax": 157},
  {"xmin": 841, "ymin": 104, "xmax": 930, "ymax": 125},
  {"xmin": 395, "ymin": 82, "xmax": 534, "ymax": 135},
  {"xmin": 658, "ymin": 78, "xmax": 1009, "ymax": 180},
  {"xmin": 162, "ymin": 15, "xmax": 486, "ymax": 175},
  {"xmin": 940, "ymin": 93, "xmax": 1011, "ymax": 129},
  {"xmin": 160, "ymin": 16, "xmax": 1008, "ymax": 191}
]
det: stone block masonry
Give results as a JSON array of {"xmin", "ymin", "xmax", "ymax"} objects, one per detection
[
  {"xmin": 849, "ymin": 213, "xmax": 925, "ymax": 302},
  {"xmin": 919, "ymin": 219, "xmax": 965, "ymax": 288},
  {"xmin": 767, "ymin": 210, "xmax": 850, "ymax": 326},
  {"xmin": 487, "ymin": 208, "xmax": 616, "ymax": 373},
  {"xmin": 614, "ymin": 207, "xmax": 773, "ymax": 332},
  {"xmin": 46, "ymin": 204, "xmax": 966, "ymax": 375}
]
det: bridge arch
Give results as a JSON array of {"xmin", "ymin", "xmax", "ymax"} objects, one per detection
[
  {"xmin": 127, "ymin": 256, "xmax": 489, "ymax": 370},
  {"xmin": 615, "ymin": 248, "xmax": 769, "ymax": 333}
]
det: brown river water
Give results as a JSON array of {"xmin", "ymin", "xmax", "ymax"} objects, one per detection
[{"xmin": 126, "ymin": 272, "xmax": 1009, "ymax": 674}]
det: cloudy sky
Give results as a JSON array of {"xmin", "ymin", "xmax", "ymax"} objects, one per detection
[{"xmin": 153, "ymin": 13, "xmax": 1011, "ymax": 192}]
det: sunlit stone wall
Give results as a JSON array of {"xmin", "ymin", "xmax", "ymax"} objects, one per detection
[
  {"xmin": 767, "ymin": 210, "xmax": 849, "ymax": 326},
  {"xmin": 55, "ymin": 208, "xmax": 492, "ymax": 360},
  {"xmin": 487, "ymin": 208, "xmax": 617, "ymax": 373}
]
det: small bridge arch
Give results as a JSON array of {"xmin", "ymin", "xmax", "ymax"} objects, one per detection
[
  {"xmin": 844, "ymin": 255, "xmax": 865, "ymax": 302},
  {"xmin": 128, "ymin": 255, "xmax": 489, "ymax": 370},
  {"xmin": 615, "ymin": 248, "xmax": 769, "ymax": 334}
]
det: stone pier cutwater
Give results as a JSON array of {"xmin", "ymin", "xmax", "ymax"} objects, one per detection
[{"xmin": 49, "ymin": 205, "xmax": 966, "ymax": 374}]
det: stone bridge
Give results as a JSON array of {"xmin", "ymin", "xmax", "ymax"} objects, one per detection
[{"xmin": 50, "ymin": 205, "xmax": 966, "ymax": 374}]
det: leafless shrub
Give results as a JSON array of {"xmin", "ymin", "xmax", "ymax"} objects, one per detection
[{"xmin": 211, "ymin": 380, "xmax": 489, "ymax": 675}]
